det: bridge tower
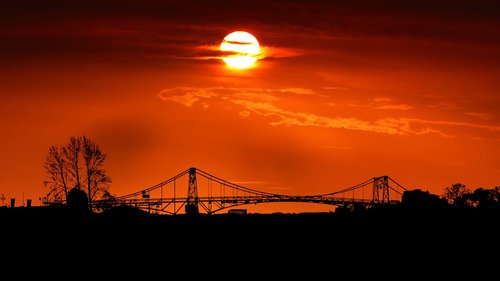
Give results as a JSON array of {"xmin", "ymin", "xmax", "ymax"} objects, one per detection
[
  {"xmin": 372, "ymin": 176, "xmax": 389, "ymax": 204},
  {"xmin": 185, "ymin": 167, "xmax": 199, "ymax": 215}
]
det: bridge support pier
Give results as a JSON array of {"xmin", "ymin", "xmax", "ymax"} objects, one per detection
[
  {"xmin": 372, "ymin": 176, "xmax": 389, "ymax": 204},
  {"xmin": 185, "ymin": 167, "xmax": 199, "ymax": 215}
]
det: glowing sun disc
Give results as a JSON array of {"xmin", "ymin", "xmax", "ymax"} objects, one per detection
[{"xmin": 220, "ymin": 31, "xmax": 260, "ymax": 69}]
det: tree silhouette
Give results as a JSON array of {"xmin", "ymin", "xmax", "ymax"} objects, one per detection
[
  {"xmin": 94, "ymin": 190, "xmax": 116, "ymax": 212},
  {"xmin": 44, "ymin": 145, "xmax": 69, "ymax": 202},
  {"xmin": 443, "ymin": 183, "xmax": 470, "ymax": 207},
  {"xmin": 402, "ymin": 189, "xmax": 447, "ymax": 208},
  {"xmin": 465, "ymin": 187, "xmax": 500, "ymax": 208},
  {"xmin": 64, "ymin": 136, "xmax": 82, "ymax": 194},
  {"xmin": 44, "ymin": 135, "xmax": 111, "ymax": 211},
  {"xmin": 81, "ymin": 136, "xmax": 111, "ymax": 211}
]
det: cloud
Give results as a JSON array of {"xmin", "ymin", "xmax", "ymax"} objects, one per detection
[
  {"xmin": 347, "ymin": 97, "xmax": 414, "ymax": 111},
  {"xmin": 323, "ymin": 86, "xmax": 350, "ymax": 91},
  {"xmin": 230, "ymin": 99, "xmax": 402, "ymax": 134},
  {"xmin": 374, "ymin": 118, "xmax": 453, "ymax": 137},
  {"xmin": 157, "ymin": 86, "xmax": 319, "ymax": 107},
  {"xmin": 189, "ymin": 44, "xmax": 307, "ymax": 62},
  {"xmin": 233, "ymin": 92, "xmax": 279, "ymax": 102},
  {"xmin": 229, "ymin": 100, "xmax": 456, "ymax": 136},
  {"xmin": 157, "ymin": 86, "xmax": 500, "ymax": 138},
  {"xmin": 465, "ymin": 112, "xmax": 490, "ymax": 120},
  {"xmin": 279, "ymin": 88, "xmax": 315, "ymax": 95},
  {"xmin": 373, "ymin": 104, "xmax": 413, "ymax": 111},
  {"xmin": 158, "ymin": 87, "xmax": 218, "ymax": 107},
  {"xmin": 3, "ymin": 0, "xmax": 499, "ymax": 65},
  {"xmin": 406, "ymin": 118, "xmax": 500, "ymax": 132},
  {"xmin": 371, "ymin": 97, "xmax": 413, "ymax": 111},
  {"xmin": 238, "ymin": 111, "xmax": 251, "ymax": 118},
  {"xmin": 260, "ymin": 46, "xmax": 307, "ymax": 59}
]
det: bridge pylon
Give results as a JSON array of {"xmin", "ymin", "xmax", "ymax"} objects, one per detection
[
  {"xmin": 185, "ymin": 167, "xmax": 199, "ymax": 215},
  {"xmin": 372, "ymin": 176, "xmax": 389, "ymax": 204}
]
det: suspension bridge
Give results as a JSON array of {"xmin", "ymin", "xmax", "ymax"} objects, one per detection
[{"xmin": 93, "ymin": 167, "xmax": 408, "ymax": 214}]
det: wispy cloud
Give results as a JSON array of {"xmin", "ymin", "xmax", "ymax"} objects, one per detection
[
  {"xmin": 406, "ymin": 118, "xmax": 500, "ymax": 132},
  {"xmin": 238, "ymin": 111, "xmax": 251, "ymax": 118},
  {"xmin": 374, "ymin": 118, "xmax": 453, "ymax": 137},
  {"xmin": 347, "ymin": 97, "xmax": 414, "ymax": 111},
  {"xmin": 465, "ymin": 112, "xmax": 490, "ymax": 120},
  {"xmin": 278, "ymin": 88, "xmax": 315, "ymax": 95},
  {"xmin": 158, "ymin": 86, "xmax": 500, "ymax": 138},
  {"xmin": 190, "ymin": 44, "xmax": 306, "ymax": 61},
  {"xmin": 158, "ymin": 87, "xmax": 218, "ymax": 107},
  {"xmin": 322, "ymin": 86, "xmax": 350, "ymax": 91},
  {"xmin": 261, "ymin": 46, "xmax": 307, "ymax": 59},
  {"xmin": 158, "ymin": 86, "xmax": 318, "ymax": 106},
  {"xmin": 371, "ymin": 97, "xmax": 413, "ymax": 111},
  {"xmin": 231, "ymin": 99, "xmax": 403, "ymax": 134},
  {"xmin": 373, "ymin": 104, "xmax": 413, "ymax": 111}
]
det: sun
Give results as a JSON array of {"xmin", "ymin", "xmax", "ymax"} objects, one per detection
[{"xmin": 220, "ymin": 31, "xmax": 261, "ymax": 69}]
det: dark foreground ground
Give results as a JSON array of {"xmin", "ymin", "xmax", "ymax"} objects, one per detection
[
  {"xmin": 1, "ymin": 205, "xmax": 499, "ymax": 273},
  {"xmin": 3, "ymin": 205, "xmax": 499, "ymax": 242}
]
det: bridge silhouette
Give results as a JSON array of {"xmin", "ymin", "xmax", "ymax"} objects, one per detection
[{"xmin": 94, "ymin": 167, "xmax": 408, "ymax": 214}]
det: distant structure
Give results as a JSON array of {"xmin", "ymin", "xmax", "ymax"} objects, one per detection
[
  {"xmin": 228, "ymin": 209, "xmax": 247, "ymax": 215},
  {"xmin": 67, "ymin": 188, "xmax": 89, "ymax": 211},
  {"xmin": 92, "ymin": 167, "xmax": 407, "ymax": 215}
]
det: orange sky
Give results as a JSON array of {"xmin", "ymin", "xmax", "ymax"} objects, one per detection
[{"xmin": 1, "ymin": 0, "xmax": 499, "ymax": 212}]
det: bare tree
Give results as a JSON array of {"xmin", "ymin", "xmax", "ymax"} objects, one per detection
[
  {"xmin": 64, "ymin": 136, "xmax": 82, "ymax": 191},
  {"xmin": 43, "ymin": 145, "xmax": 69, "ymax": 202},
  {"xmin": 82, "ymin": 136, "xmax": 111, "ymax": 211},
  {"xmin": 44, "ymin": 135, "xmax": 112, "ymax": 211}
]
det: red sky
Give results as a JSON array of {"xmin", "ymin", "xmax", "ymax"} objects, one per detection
[{"xmin": 1, "ymin": 0, "xmax": 499, "ymax": 212}]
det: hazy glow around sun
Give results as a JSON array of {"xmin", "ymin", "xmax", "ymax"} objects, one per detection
[{"xmin": 220, "ymin": 31, "xmax": 260, "ymax": 69}]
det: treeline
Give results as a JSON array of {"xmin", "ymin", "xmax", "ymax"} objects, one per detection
[{"xmin": 402, "ymin": 183, "xmax": 500, "ymax": 209}]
